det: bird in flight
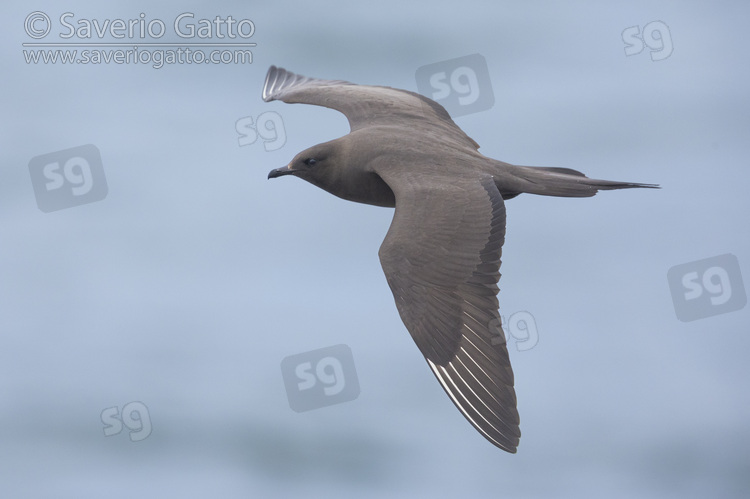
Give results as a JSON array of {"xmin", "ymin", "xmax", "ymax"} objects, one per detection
[{"xmin": 263, "ymin": 65, "xmax": 657, "ymax": 453}]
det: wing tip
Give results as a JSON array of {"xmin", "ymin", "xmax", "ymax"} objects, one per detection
[
  {"xmin": 262, "ymin": 64, "xmax": 284, "ymax": 102},
  {"xmin": 426, "ymin": 358, "xmax": 520, "ymax": 454},
  {"xmin": 262, "ymin": 65, "xmax": 356, "ymax": 103}
]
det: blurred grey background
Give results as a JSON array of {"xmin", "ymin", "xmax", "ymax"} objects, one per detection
[{"xmin": 2, "ymin": 1, "xmax": 749, "ymax": 497}]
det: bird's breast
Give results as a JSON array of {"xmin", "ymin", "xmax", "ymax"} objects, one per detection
[{"xmin": 335, "ymin": 171, "xmax": 396, "ymax": 208}]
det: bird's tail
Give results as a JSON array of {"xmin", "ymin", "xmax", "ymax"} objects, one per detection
[{"xmin": 492, "ymin": 163, "xmax": 659, "ymax": 199}]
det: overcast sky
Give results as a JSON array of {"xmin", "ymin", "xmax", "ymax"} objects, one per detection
[{"xmin": 2, "ymin": 1, "xmax": 749, "ymax": 497}]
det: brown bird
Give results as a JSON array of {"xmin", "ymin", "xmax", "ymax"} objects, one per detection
[{"xmin": 264, "ymin": 65, "xmax": 657, "ymax": 453}]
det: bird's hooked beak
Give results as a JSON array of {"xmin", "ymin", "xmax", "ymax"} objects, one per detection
[{"xmin": 267, "ymin": 164, "xmax": 297, "ymax": 179}]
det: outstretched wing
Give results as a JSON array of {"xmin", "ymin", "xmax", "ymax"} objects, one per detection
[
  {"xmin": 262, "ymin": 65, "xmax": 479, "ymax": 150},
  {"xmin": 376, "ymin": 168, "xmax": 520, "ymax": 453}
]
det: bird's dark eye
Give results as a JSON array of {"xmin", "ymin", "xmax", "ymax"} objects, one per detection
[{"xmin": 304, "ymin": 158, "xmax": 317, "ymax": 166}]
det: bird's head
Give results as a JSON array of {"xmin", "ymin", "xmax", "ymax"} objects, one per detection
[
  {"xmin": 269, "ymin": 140, "xmax": 334, "ymax": 174},
  {"xmin": 267, "ymin": 135, "xmax": 395, "ymax": 207},
  {"xmin": 267, "ymin": 139, "xmax": 348, "ymax": 191}
]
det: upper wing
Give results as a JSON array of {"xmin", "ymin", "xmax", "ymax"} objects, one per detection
[
  {"xmin": 262, "ymin": 65, "xmax": 479, "ymax": 150},
  {"xmin": 376, "ymin": 168, "xmax": 520, "ymax": 453}
]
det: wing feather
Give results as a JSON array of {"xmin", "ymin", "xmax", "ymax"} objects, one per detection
[
  {"xmin": 262, "ymin": 65, "xmax": 479, "ymax": 150},
  {"xmin": 377, "ymin": 172, "xmax": 520, "ymax": 452}
]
